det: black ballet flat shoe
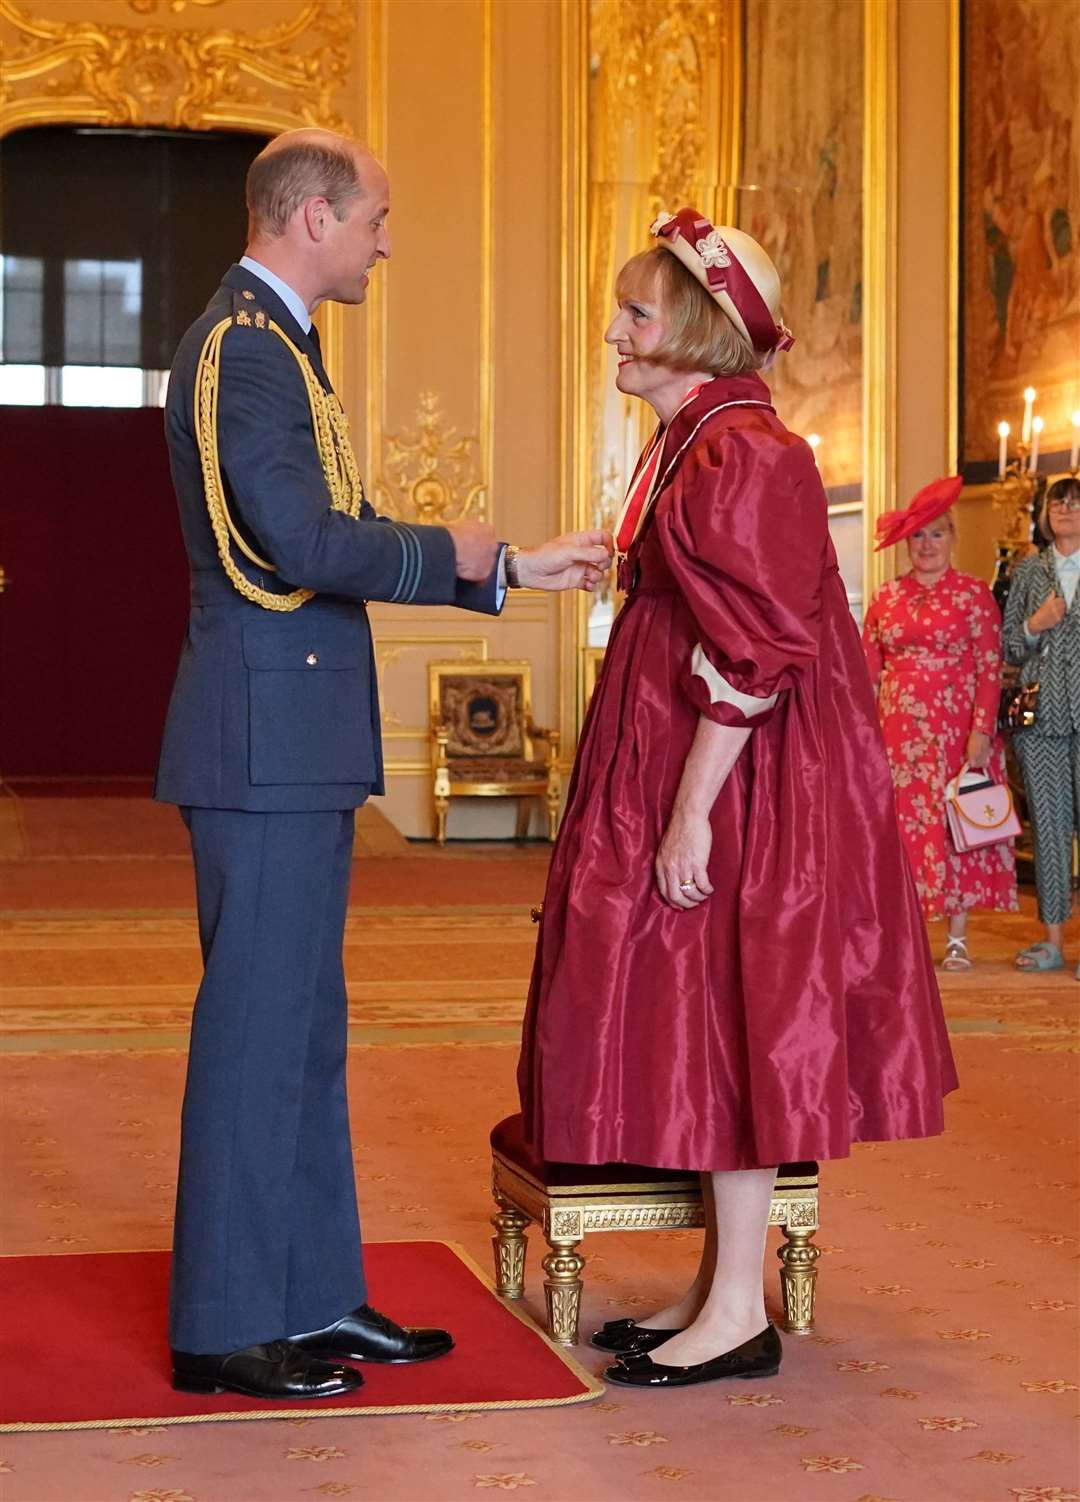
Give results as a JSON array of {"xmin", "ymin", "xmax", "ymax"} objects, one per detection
[
  {"xmin": 590, "ymin": 1318, "xmax": 682, "ymax": 1353},
  {"xmin": 604, "ymin": 1324, "xmax": 782, "ymax": 1388},
  {"xmin": 290, "ymin": 1303, "xmax": 454, "ymax": 1365},
  {"xmin": 171, "ymin": 1339, "xmax": 363, "ymax": 1400}
]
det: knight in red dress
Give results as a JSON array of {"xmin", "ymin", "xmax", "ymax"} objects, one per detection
[{"xmin": 517, "ymin": 209, "xmax": 958, "ymax": 1389}]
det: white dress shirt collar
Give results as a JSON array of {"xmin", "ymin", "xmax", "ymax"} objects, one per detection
[
  {"xmin": 1051, "ymin": 544, "xmax": 1080, "ymax": 609},
  {"xmin": 238, "ymin": 255, "xmax": 312, "ymax": 334}
]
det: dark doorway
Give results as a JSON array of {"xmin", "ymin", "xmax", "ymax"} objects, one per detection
[{"xmin": 0, "ymin": 125, "xmax": 265, "ymax": 777}]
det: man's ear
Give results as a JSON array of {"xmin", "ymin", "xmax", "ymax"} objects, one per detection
[{"xmin": 300, "ymin": 196, "xmax": 331, "ymax": 242}]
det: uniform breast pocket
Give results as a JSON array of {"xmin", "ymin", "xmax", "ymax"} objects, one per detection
[{"xmin": 242, "ymin": 616, "xmax": 378, "ymax": 786}]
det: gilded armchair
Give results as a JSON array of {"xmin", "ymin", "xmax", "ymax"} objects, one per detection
[{"xmin": 428, "ymin": 660, "xmax": 561, "ymax": 843}]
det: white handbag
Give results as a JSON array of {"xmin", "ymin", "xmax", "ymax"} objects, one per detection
[{"xmin": 945, "ymin": 764, "xmax": 1021, "ymax": 853}]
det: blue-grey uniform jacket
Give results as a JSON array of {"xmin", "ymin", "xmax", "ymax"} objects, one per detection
[{"xmin": 155, "ymin": 264, "xmax": 502, "ymax": 811}]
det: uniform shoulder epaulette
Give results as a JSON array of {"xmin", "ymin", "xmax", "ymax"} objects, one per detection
[{"xmin": 231, "ymin": 287, "xmax": 269, "ymax": 330}]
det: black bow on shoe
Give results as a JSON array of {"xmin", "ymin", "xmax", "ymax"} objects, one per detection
[
  {"xmin": 604, "ymin": 1325, "xmax": 782, "ymax": 1388},
  {"xmin": 590, "ymin": 1317, "xmax": 681, "ymax": 1353}
]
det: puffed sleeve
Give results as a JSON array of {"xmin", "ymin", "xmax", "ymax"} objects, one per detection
[
  {"xmin": 655, "ymin": 425, "xmax": 826, "ymax": 728},
  {"xmin": 968, "ymin": 578, "xmax": 1003, "ymax": 735},
  {"xmin": 861, "ymin": 590, "xmax": 885, "ymax": 693}
]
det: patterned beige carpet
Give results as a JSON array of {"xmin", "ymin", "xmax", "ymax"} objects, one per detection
[{"xmin": 0, "ymin": 798, "xmax": 1077, "ymax": 1501}]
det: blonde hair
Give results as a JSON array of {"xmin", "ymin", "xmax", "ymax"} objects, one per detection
[
  {"xmin": 247, "ymin": 136, "xmax": 364, "ymax": 239},
  {"xmin": 614, "ymin": 247, "xmax": 764, "ymax": 377}
]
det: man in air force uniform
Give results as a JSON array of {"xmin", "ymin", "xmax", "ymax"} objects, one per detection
[{"xmin": 156, "ymin": 129, "xmax": 611, "ymax": 1400}]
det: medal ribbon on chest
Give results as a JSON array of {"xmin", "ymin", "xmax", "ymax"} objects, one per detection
[{"xmin": 614, "ymin": 387, "xmax": 773, "ymax": 575}]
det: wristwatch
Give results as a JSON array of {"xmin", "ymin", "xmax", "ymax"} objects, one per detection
[{"xmin": 505, "ymin": 544, "xmax": 522, "ymax": 588}]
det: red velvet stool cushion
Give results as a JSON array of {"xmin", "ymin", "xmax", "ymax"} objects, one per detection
[{"xmin": 491, "ymin": 1113, "xmax": 815, "ymax": 1190}]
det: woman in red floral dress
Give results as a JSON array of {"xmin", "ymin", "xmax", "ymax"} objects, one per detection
[
  {"xmin": 517, "ymin": 210, "xmax": 957, "ymax": 1390},
  {"xmin": 863, "ymin": 486, "xmax": 1018, "ymax": 971}
]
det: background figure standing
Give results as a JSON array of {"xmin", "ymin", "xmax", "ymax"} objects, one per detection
[
  {"xmin": 1004, "ymin": 477, "xmax": 1080, "ymax": 977},
  {"xmin": 864, "ymin": 479, "xmax": 1018, "ymax": 971},
  {"xmin": 157, "ymin": 129, "xmax": 611, "ymax": 1400}
]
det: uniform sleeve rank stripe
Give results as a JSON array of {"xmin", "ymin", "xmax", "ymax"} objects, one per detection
[
  {"xmin": 401, "ymin": 526, "xmax": 424, "ymax": 603},
  {"xmin": 385, "ymin": 522, "xmax": 412, "ymax": 603}
]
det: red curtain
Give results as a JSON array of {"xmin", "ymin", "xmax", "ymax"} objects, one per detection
[{"xmin": 0, "ymin": 406, "xmax": 189, "ymax": 776}]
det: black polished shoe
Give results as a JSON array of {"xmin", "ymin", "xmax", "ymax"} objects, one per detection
[
  {"xmin": 290, "ymin": 1303, "xmax": 454, "ymax": 1365},
  {"xmin": 590, "ymin": 1318, "xmax": 682, "ymax": 1354},
  {"xmin": 171, "ymin": 1339, "xmax": 363, "ymax": 1399},
  {"xmin": 605, "ymin": 1324, "xmax": 782, "ymax": 1388}
]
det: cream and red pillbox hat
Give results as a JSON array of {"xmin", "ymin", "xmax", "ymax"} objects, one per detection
[{"xmin": 650, "ymin": 208, "xmax": 794, "ymax": 361}]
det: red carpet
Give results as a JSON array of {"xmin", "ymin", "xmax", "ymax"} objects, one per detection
[{"xmin": 0, "ymin": 1241, "xmax": 600, "ymax": 1430}]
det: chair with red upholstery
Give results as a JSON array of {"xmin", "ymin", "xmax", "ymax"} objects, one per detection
[{"xmin": 490, "ymin": 1112, "xmax": 820, "ymax": 1347}]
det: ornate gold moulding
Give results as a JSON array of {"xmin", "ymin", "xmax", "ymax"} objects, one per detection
[{"xmin": 0, "ymin": 0, "xmax": 354, "ymax": 391}]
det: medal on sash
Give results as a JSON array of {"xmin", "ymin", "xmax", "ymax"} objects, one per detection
[
  {"xmin": 614, "ymin": 384, "xmax": 704, "ymax": 581},
  {"xmin": 612, "ymin": 384, "xmax": 774, "ymax": 592}
]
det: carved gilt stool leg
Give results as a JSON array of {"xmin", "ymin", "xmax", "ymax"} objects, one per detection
[
  {"xmin": 542, "ymin": 1238, "xmax": 586, "ymax": 1346},
  {"xmin": 491, "ymin": 1196, "xmax": 530, "ymax": 1299},
  {"xmin": 777, "ymin": 1224, "xmax": 820, "ymax": 1333}
]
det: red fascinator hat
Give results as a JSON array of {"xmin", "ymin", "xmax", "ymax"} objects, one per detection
[
  {"xmin": 874, "ymin": 476, "xmax": 964, "ymax": 551},
  {"xmin": 650, "ymin": 208, "xmax": 794, "ymax": 364}
]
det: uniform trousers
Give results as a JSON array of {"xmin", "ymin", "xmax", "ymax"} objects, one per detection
[
  {"xmin": 169, "ymin": 807, "xmax": 366, "ymax": 1353},
  {"xmin": 1015, "ymin": 732, "xmax": 1080, "ymax": 926}
]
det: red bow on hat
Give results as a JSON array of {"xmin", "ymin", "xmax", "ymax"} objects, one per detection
[
  {"xmin": 651, "ymin": 209, "xmax": 794, "ymax": 357},
  {"xmin": 874, "ymin": 476, "xmax": 964, "ymax": 551}
]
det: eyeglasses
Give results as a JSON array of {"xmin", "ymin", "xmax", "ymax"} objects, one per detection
[{"xmin": 1048, "ymin": 496, "xmax": 1080, "ymax": 511}]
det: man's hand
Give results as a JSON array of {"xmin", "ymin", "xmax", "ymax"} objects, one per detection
[
  {"xmin": 1027, "ymin": 595, "xmax": 1067, "ymax": 634},
  {"xmin": 515, "ymin": 530, "xmax": 614, "ymax": 592},
  {"xmin": 448, "ymin": 521, "xmax": 500, "ymax": 582}
]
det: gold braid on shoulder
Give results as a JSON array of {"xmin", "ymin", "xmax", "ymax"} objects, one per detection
[{"xmin": 194, "ymin": 317, "xmax": 366, "ymax": 612}]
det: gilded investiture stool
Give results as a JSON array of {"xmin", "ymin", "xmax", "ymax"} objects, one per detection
[
  {"xmin": 489, "ymin": 1113, "xmax": 820, "ymax": 1347},
  {"xmin": 428, "ymin": 659, "xmax": 561, "ymax": 843}
]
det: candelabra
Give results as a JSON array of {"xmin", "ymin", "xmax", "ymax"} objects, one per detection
[{"xmin": 990, "ymin": 425, "xmax": 1047, "ymax": 615}]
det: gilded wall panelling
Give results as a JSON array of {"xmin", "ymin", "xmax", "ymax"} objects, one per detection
[
  {"xmin": 374, "ymin": 633, "xmax": 489, "ymax": 742},
  {"xmin": 372, "ymin": 391, "xmax": 487, "ymax": 525},
  {"xmin": 0, "ymin": 0, "xmax": 356, "ymax": 387},
  {"xmin": 862, "ymin": 0, "xmax": 899, "ymax": 600},
  {"xmin": 574, "ymin": 0, "xmax": 739, "ymax": 705},
  {"xmin": 365, "ymin": 0, "xmax": 493, "ymax": 521},
  {"xmin": 0, "ymin": 0, "xmax": 355, "ymax": 136}
]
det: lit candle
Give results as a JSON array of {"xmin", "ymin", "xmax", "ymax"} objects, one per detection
[
  {"xmin": 997, "ymin": 420, "xmax": 1009, "ymax": 478},
  {"xmin": 807, "ymin": 433, "xmax": 821, "ymax": 463},
  {"xmin": 1071, "ymin": 410, "xmax": 1080, "ymax": 471},
  {"xmin": 1029, "ymin": 415, "xmax": 1044, "ymax": 473},
  {"xmin": 1021, "ymin": 386, "xmax": 1037, "ymax": 444}
]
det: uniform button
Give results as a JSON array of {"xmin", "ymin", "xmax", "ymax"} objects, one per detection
[{"xmin": 306, "ymin": 652, "xmax": 318, "ymax": 666}]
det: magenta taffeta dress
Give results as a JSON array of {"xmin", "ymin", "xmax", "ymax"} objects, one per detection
[{"xmin": 518, "ymin": 373, "xmax": 958, "ymax": 1172}]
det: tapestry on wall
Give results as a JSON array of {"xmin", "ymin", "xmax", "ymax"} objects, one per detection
[
  {"xmin": 738, "ymin": 0, "xmax": 864, "ymax": 493},
  {"xmin": 961, "ymin": 0, "xmax": 1079, "ymax": 473}
]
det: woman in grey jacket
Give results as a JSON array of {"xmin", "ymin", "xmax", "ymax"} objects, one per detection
[{"xmin": 1003, "ymin": 476, "xmax": 1080, "ymax": 976}]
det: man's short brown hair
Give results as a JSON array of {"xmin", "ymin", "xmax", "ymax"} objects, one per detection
[
  {"xmin": 246, "ymin": 137, "xmax": 365, "ymax": 239},
  {"xmin": 614, "ymin": 246, "xmax": 763, "ymax": 377}
]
